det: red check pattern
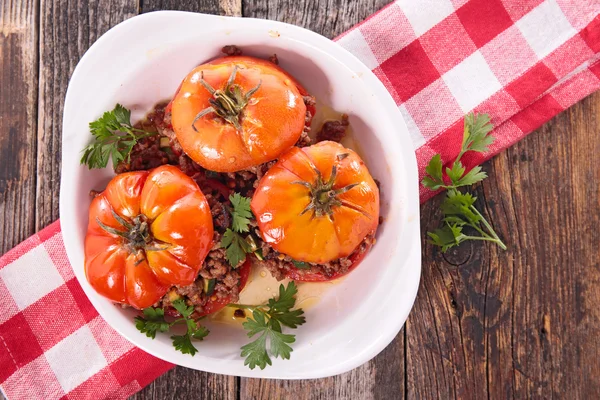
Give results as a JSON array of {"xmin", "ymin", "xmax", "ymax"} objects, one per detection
[
  {"xmin": 1, "ymin": 1, "xmax": 599, "ymax": 399},
  {"xmin": 337, "ymin": 0, "xmax": 600, "ymax": 201},
  {"xmin": 0, "ymin": 222, "xmax": 173, "ymax": 399}
]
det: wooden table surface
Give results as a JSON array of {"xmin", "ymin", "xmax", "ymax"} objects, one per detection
[{"xmin": 2, "ymin": 0, "xmax": 599, "ymax": 399}]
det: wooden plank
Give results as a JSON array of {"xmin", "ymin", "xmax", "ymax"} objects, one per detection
[
  {"xmin": 0, "ymin": 0, "xmax": 38, "ymax": 254},
  {"xmin": 2, "ymin": 0, "xmax": 598, "ymax": 399},
  {"xmin": 243, "ymin": 0, "xmax": 389, "ymax": 38},
  {"xmin": 0, "ymin": 2, "xmax": 37, "ymax": 399},
  {"xmin": 130, "ymin": 367, "xmax": 238, "ymax": 400},
  {"xmin": 35, "ymin": 0, "xmax": 138, "ymax": 230},
  {"xmin": 140, "ymin": 0, "xmax": 241, "ymax": 15},
  {"xmin": 239, "ymin": 1, "xmax": 399, "ymax": 399},
  {"xmin": 410, "ymin": 91, "xmax": 600, "ymax": 399},
  {"xmin": 498, "ymin": 92, "xmax": 600, "ymax": 398}
]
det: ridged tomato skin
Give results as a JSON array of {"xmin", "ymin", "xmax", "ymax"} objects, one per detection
[
  {"xmin": 251, "ymin": 141, "xmax": 379, "ymax": 267},
  {"xmin": 171, "ymin": 56, "xmax": 308, "ymax": 172},
  {"xmin": 84, "ymin": 165, "xmax": 214, "ymax": 309}
]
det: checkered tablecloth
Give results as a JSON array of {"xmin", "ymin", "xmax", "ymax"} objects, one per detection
[
  {"xmin": 0, "ymin": 222, "xmax": 172, "ymax": 399},
  {"xmin": 1, "ymin": 1, "xmax": 599, "ymax": 399},
  {"xmin": 337, "ymin": 0, "xmax": 600, "ymax": 201}
]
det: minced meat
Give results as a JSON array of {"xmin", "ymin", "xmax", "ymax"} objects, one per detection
[
  {"xmin": 256, "ymin": 233, "xmax": 375, "ymax": 281},
  {"xmin": 316, "ymin": 114, "xmax": 349, "ymax": 143},
  {"xmin": 156, "ymin": 233, "xmax": 243, "ymax": 317},
  {"xmin": 222, "ymin": 45, "xmax": 242, "ymax": 56}
]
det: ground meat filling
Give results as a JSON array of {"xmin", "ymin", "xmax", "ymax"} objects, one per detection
[
  {"xmin": 112, "ymin": 81, "xmax": 370, "ymax": 311},
  {"xmin": 316, "ymin": 113, "xmax": 349, "ymax": 143},
  {"xmin": 256, "ymin": 233, "xmax": 375, "ymax": 281},
  {"xmin": 221, "ymin": 45, "xmax": 243, "ymax": 56}
]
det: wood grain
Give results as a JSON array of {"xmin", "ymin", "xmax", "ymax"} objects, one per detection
[
  {"xmin": 243, "ymin": 0, "xmax": 389, "ymax": 39},
  {"xmin": 0, "ymin": 0, "xmax": 38, "ymax": 254},
  {"xmin": 1, "ymin": 0, "xmax": 600, "ymax": 399},
  {"xmin": 140, "ymin": 0, "xmax": 241, "ymax": 14},
  {"xmin": 35, "ymin": 0, "xmax": 138, "ymax": 230},
  {"xmin": 411, "ymin": 91, "xmax": 600, "ymax": 400}
]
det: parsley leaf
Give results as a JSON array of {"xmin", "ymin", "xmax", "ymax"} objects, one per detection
[
  {"xmin": 422, "ymin": 154, "xmax": 444, "ymax": 190},
  {"xmin": 428, "ymin": 224, "xmax": 463, "ymax": 252},
  {"xmin": 421, "ymin": 113, "xmax": 495, "ymax": 190},
  {"xmin": 134, "ymin": 299, "xmax": 209, "ymax": 357},
  {"xmin": 239, "ymin": 312, "xmax": 295, "ymax": 369},
  {"xmin": 429, "ymin": 189, "xmax": 506, "ymax": 252},
  {"xmin": 268, "ymin": 332, "xmax": 295, "ymax": 360},
  {"xmin": 170, "ymin": 309, "xmax": 210, "ymax": 357},
  {"xmin": 221, "ymin": 228, "xmax": 252, "ymax": 267},
  {"xmin": 268, "ymin": 282, "xmax": 299, "ymax": 315},
  {"xmin": 421, "ymin": 113, "xmax": 506, "ymax": 252},
  {"xmin": 445, "ymin": 161, "xmax": 465, "ymax": 184},
  {"xmin": 190, "ymin": 325, "xmax": 210, "ymax": 340},
  {"xmin": 172, "ymin": 298, "xmax": 195, "ymax": 319},
  {"xmin": 230, "ymin": 193, "xmax": 253, "ymax": 233},
  {"xmin": 221, "ymin": 193, "xmax": 259, "ymax": 267},
  {"xmin": 231, "ymin": 282, "xmax": 306, "ymax": 370},
  {"xmin": 240, "ymin": 328, "xmax": 271, "ymax": 369},
  {"xmin": 454, "ymin": 165, "xmax": 487, "ymax": 187},
  {"xmin": 135, "ymin": 307, "xmax": 170, "ymax": 339},
  {"xmin": 171, "ymin": 334, "xmax": 199, "ymax": 356},
  {"xmin": 80, "ymin": 104, "xmax": 157, "ymax": 169},
  {"xmin": 463, "ymin": 112, "xmax": 494, "ymax": 153},
  {"xmin": 441, "ymin": 190, "xmax": 480, "ymax": 223}
]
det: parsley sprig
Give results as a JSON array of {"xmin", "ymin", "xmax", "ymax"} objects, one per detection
[
  {"xmin": 229, "ymin": 282, "xmax": 306, "ymax": 370},
  {"xmin": 422, "ymin": 113, "xmax": 506, "ymax": 252},
  {"xmin": 230, "ymin": 193, "xmax": 253, "ymax": 232},
  {"xmin": 422, "ymin": 113, "xmax": 493, "ymax": 191},
  {"xmin": 81, "ymin": 104, "xmax": 157, "ymax": 169},
  {"xmin": 135, "ymin": 299, "xmax": 209, "ymax": 356},
  {"xmin": 221, "ymin": 193, "xmax": 261, "ymax": 267}
]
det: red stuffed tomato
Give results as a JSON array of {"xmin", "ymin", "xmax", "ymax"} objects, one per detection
[
  {"xmin": 251, "ymin": 141, "xmax": 379, "ymax": 280},
  {"xmin": 84, "ymin": 165, "xmax": 214, "ymax": 309},
  {"xmin": 170, "ymin": 55, "xmax": 309, "ymax": 172}
]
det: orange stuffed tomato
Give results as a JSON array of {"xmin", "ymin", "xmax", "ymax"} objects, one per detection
[
  {"xmin": 251, "ymin": 141, "xmax": 379, "ymax": 272},
  {"xmin": 170, "ymin": 56, "xmax": 308, "ymax": 172},
  {"xmin": 84, "ymin": 165, "xmax": 214, "ymax": 309}
]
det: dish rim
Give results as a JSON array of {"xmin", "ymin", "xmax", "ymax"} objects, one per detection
[{"xmin": 59, "ymin": 10, "xmax": 422, "ymax": 379}]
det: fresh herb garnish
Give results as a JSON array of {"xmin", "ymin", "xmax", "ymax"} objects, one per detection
[
  {"xmin": 229, "ymin": 282, "xmax": 306, "ymax": 370},
  {"xmin": 292, "ymin": 260, "xmax": 310, "ymax": 269},
  {"xmin": 221, "ymin": 193, "xmax": 261, "ymax": 267},
  {"xmin": 221, "ymin": 229, "xmax": 252, "ymax": 267},
  {"xmin": 134, "ymin": 307, "xmax": 170, "ymax": 339},
  {"xmin": 422, "ymin": 113, "xmax": 506, "ymax": 252},
  {"xmin": 230, "ymin": 193, "xmax": 253, "ymax": 232},
  {"xmin": 135, "ymin": 299, "xmax": 209, "ymax": 356},
  {"xmin": 80, "ymin": 104, "xmax": 157, "ymax": 169}
]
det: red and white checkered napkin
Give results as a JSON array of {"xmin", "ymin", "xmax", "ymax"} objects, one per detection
[
  {"xmin": 337, "ymin": 0, "xmax": 600, "ymax": 201},
  {"xmin": 0, "ymin": 222, "xmax": 173, "ymax": 399},
  {"xmin": 1, "ymin": 1, "xmax": 599, "ymax": 399}
]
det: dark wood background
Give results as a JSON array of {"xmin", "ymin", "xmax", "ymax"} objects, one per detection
[{"xmin": 1, "ymin": 0, "xmax": 599, "ymax": 399}]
